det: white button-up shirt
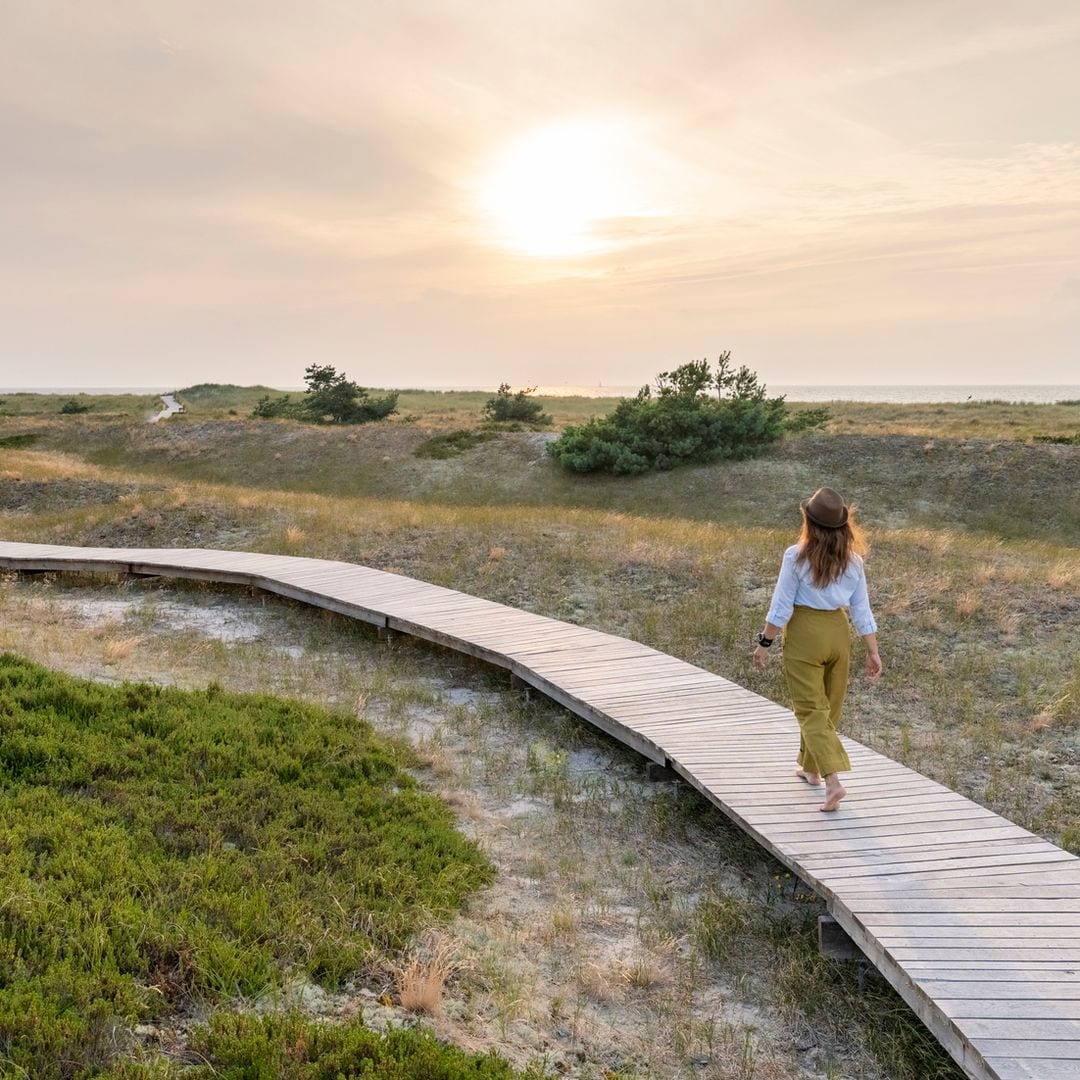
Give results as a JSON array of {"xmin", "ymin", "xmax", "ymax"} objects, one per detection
[{"xmin": 766, "ymin": 544, "xmax": 878, "ymax": 636}]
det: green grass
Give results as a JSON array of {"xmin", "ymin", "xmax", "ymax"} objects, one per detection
[
  {"xmin": 817, "ymin": 398, "xmax": 1080, "ymax": 439},
  {"xmin": 171, "ymin": 385, "xmax": 625, "ymax": 427},
  {"xmin": 175, "ymin": 384, "xmax": 291, "ymax": 415},
  {"xmin": 106, "ymin": 1016, "xmax": 544, "ymax": 1079},
  {"xmin": 0, "ymin": 654, "xmax": 495, "ymax": 1079},
  {"xmin": 0, "ymin": 393, "xmax": 162, "ymax": 417}
]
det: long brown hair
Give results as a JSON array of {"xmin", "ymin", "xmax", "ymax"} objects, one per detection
[{"xmin": 797, "ymin": 509, "xmax": 868, "ymax": 587}]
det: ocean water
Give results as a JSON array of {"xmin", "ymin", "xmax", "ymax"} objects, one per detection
[
  {"xmin": 4, "ymin": 384, "xmax": 1079, "ymax": 404},
  {"xmin": 769, "ymin": 384, "xmax": 1080, "ymax": 404},
  {"xmin": 530, "ymin": 384, "xmax": 1080, "ymax": 403}
]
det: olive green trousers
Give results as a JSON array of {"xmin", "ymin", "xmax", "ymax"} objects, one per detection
[{"xmin": 783, "ymin": 606, "xmax": 853, "ymax": 776}]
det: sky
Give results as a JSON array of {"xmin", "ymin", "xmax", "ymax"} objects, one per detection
[{"xmin": 2, "ymin": 1, "xmax": 1079, "ymax": 390}]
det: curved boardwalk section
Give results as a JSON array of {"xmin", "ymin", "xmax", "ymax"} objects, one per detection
[{"xmin": 1, "ymin": 541, "xmax": 1078, "ymax": 1080}]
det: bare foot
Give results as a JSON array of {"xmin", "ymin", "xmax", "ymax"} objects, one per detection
[
  {"xmin": 795, "ymin": 767, "xmax": 822, "ymax": 786},
  {"xmin": 820, "ymin": 783, "xmax": 847, "ymax": 812}
]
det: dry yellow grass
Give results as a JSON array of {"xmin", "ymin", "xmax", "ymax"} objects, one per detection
[
  {"xmin": 0, "ymin": 449, "xmax": 105, "ymax": 481},
  {"xmin": 575, "ymin": 960, "xmax": 617, "ymax": 1004},
  {"xmin": 615, "ymin": 952, "xmax": 673, "ymax": 992},
  {"xmin": 394, "ymin": 933, "xmax": 460, "ymax": 1016},
  {"xmin": 954, "ymin": 591, "xmax": 982, "ymax": 617},
  {"xmin": 101, "ymin": 636, "xmax": 138, "ymax": 664}
]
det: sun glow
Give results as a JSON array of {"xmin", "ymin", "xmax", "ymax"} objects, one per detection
[{"xmin": 477, "ymin": 115, "xmax": 651, "ymax": 258}]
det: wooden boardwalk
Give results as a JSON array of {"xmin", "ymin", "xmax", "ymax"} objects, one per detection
[{"xmin": 1, "ymin": 540, "xmax": 1078, "ymax": 1080}]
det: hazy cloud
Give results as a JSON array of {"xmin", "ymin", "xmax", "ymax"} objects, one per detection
[{"xmin": 1, "ymin": 0, "xmax": 1078, "ymax": 387}]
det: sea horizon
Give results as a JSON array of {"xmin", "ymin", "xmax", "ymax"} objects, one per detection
[{"xmin": 4, "ymin": 383, "xmax": 1080, "ymax": 404}]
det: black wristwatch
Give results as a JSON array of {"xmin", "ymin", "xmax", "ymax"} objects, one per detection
[{"xmin": 756, "ymin": 633, "xmax": 774, "ymax": 648}]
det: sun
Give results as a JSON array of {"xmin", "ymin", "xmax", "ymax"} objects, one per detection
[{"xmin": 477, "ymin": 115, "xmax": 645, "ymax": 258}]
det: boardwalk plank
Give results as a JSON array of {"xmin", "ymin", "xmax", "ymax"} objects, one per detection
[
  {"xmin": 863, "ymin": 913, "xmax": 1080, "ymax": 927},
  {"xmin": 967, "ymin": 1041, "xmax": 1080, "ymax": 1059},
  {"xmin": 941, "ymin": 1001, "xmax": 1080, "ymax": 1020},
  {"xmin": 920, "ymin": 980, "xmax": 1080, "ymax": 997},
  {"xmin": 882, "ymin": 932, "xmax": 1080, "ymax": 949},
  {"xmin": 984, "ymin": 1060, "xmax": 1080, "ymax": 1080},
  {"xmin": 806, "ymin": 844, "xmax": 1065, "ymax": 873},
  {"xmin": 901, "ymin": 925, "xmax": 1080, "ymax": 942},
  {"xmin": 834, "ymin": 864, "xmax": 1080, "ymax": 889},
  {"xmin": 960, "ymin": 1019, "xmax": 1080, "ymax": 1040},
  {"xmin": 892, "ymin": 949, "xmax": 1080, "ymax": 963}
]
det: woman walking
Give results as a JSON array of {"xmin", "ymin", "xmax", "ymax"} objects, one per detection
[{"xmin": 752, "ymin": 487, "xmax": 882, "ymax": 811}]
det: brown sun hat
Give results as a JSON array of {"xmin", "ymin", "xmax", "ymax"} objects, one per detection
[{"xmin": 801, "ymin": 487, "xmax": 849, "ymax": 529}]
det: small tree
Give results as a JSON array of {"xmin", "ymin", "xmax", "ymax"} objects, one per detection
[
  {"xmin": 549, "ymin": 353, "xmax": 787, "ymax": 475},
  {"xmin": 251, "ymin": 365, "xmax": 398, "ymax": 424},
  {"xmin": 482, "ymin": 384, "xmax": 552, "ymax": 426},
  {"xmin": 301, "ymin": 364, "xmax": 398, "ymax": 424}
]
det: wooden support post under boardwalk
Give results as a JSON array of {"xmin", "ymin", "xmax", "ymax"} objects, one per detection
[
  {"xmin": 645, "ymin": 760, "xmax": 679, "ymax": 783},
  {"xmin": 818, "ymin": 916, "xmax": 863, "ymax": 962}
]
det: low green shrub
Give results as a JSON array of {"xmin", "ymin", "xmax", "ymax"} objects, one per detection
[
  {"xmin": 0, "ymin": 655, "xmax": 493, "ymax": 1078},
  {"xmin": 0, "ymin": 433, "xmax": 41, "ymax": 449},
  {"xmin": 1034, "ymin": 432, "xmax": 1080, "ymax": 445},
  {"xmin": 784, "ymin": 406, "xmax": 831, "ymax": 433},
  {"xmin": 414, "ymin": 429, "xmax": 498, "ymax": 459},
  {"xmin": 60, "ymin": 398, "xmax": 92, "ymax": 414},
  {"xmin": 252, "ymin": 393, "xmax": 303, "ymax": 419},
  {"xmin": 548, "ymin": 354, "xmax": 786, "ymax": 474},
  {"xmin": 106, "ymin": 1014, "xmax": 544, "ymax": 1079},
  {"xmin": 482, "ymin": 385, "xmax": 551, "ymax": 426}
]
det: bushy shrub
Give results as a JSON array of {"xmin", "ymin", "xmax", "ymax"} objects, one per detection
[
  {"xmin": 548, "ymin": 353, "xmax": 786, "ymax": 475},
  {"xmin": 60, "ymin": 398, "xmax": 91, "ymax": 414},
  {"xmin": 483, "ymin": 384, "xmax": 551, "ymax": 426},
  {"xmin": 785, "ymin": 406, "xmax": 831, "ymax": 433},
  {"xmin": 1035, "ymin": 432, "xmax": 1080, "ymax": 445},
  {"xmin": 0, "ymin": 433, "xmax": 40, "ymax": 449},
  {"xmin": 162, "ymin": 1013, "xmax": 545, "ymax": 1079},
  {"xmin": 414, "ymin": 429, "xmax": 498, "ymax": 459},
  {"xmin": 252, "ymin": 393, "xmax": 302, "ymax": 419}
]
